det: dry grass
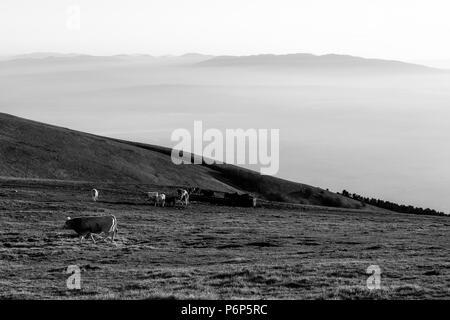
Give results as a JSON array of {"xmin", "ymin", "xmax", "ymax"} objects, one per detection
[{"xmin": 0, "ymin": 180, "xmax": 449, "ymax": 299}]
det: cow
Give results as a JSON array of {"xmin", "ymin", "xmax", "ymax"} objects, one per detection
[
  {"xmin": 224, "ymin": 192, "xmax": 257, "ymax": 207},
  {"xmin": 91, "ymin": 189, "xmax": 99, "ymax": 202},
  {"xmin": 147, "ymin": 191, "xmax": 159, "ymax": 206},
  {"xmin": 156, "ymin": 193, "xmax": 166, "ymax": 207},
  {"xmin": 177, "ymin": 188, "xmax": 189, "ymax": 206},
  {"xmin": 64, "ymin": 215, "xmax": 118, "ymax": 243},
  {"xmin": 165, "ymin": 195, "xmax": 178, "ymax": 207}
]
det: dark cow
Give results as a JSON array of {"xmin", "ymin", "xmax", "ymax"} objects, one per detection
[
  {"xmin": 165, "ymin": 195, "xmax": 178, "ymax": 207},
  {"xmin": 64, "ymin": 215, "xmax": 118, "ymax": 243},
  {"xmin": 224, "ymin": 192, "xmax": 257, "ymax": 207}
]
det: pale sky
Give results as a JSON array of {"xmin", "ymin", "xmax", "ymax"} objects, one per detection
[{"xmin": 1, "ymin": 0, "xmax": 450, "ymax": 61}]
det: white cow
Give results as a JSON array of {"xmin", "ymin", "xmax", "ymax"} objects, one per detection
[
  {"xmin": 177, "ymin": 189, "xmax": 189, "ymax": 206},
  {"xmin": 147, "ymin": 192, "xmax": 159, "ymax": 206},
  {"xmin": 91, "ymin": 189, "xmax": 99, "ymax": 202},
  {"xmin": 156, "ymin": 193, "xmax": 166, "ymax": 207},
  {"xmin": 147, "ymin": 192, "xmax": 166, "ymax": 207}
]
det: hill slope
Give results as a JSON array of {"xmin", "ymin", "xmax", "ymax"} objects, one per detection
[{"xmin": 0, "ymin": 112, "xmax": 364, "ymax": 209}]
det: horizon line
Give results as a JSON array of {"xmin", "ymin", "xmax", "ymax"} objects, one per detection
[{"xmin": 1, "ymin": 51, "xmax": 447, "ymax": 69}]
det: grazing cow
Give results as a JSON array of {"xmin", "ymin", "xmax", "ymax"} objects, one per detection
[
  {"xmin": 224, "ymin": 192, "xmax": 257, "ymax": 207},
  {"xmin": 147, "ymin": 191, "xmax": 159, "ymax": 205},
  {"xmin": 91, "ymin": 189, "xmax": 99, "ymax": 202},
  {"xmin": 64, "ymin": 215, "xmax": 118, "ymax": 243},
  {"xmin": 156, "ymin": 193, "xmax": 166, "ymax": 207},
  {"xmin": 165, "ymin": 195, "xmax": 178, "ymax": 207},
  {"xmin": 177, "ymin": 189, "xmax": 189, "ymax": 206}
]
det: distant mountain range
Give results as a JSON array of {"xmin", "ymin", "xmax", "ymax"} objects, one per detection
[
  {"xmin": 0, "ymin": 52, "xmax": 84, "ymax": 60},
  {"xmin": 0, "ymin": 52, "xmax": 442, "ymax": 73},
  {"xmin": 196, "ymin": 53, "xmax": 441, "ymax": 73},
  {"xmin": 0, "ymin": 52, "xmax": 212, "ymax": 64}
]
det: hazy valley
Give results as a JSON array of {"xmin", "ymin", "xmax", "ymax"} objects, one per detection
[{"xmin": 1, "ymin": 53, "xmax": 449, "ymax": 212}]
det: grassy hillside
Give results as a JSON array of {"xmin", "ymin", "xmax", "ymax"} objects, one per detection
[
  {"xmin": 1, "ymin": 180, "xmax": 449, "ymax": 299},
  {"xmin": 0, "ymin": 112, "xmax": 364, "ymax": 209}
]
